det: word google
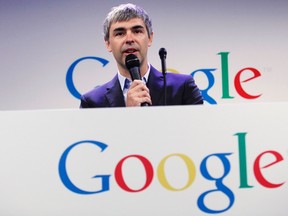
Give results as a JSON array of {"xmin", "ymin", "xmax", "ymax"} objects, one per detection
[
  {"xmin": 58, "ymin": 132, "xmax": 286, "ymax": 214},
  {"xmin": 66, "ymin": 52, "xmax": 262, "ymax": 104}
]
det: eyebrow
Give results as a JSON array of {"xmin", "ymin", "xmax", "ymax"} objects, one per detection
[{"xmin": 113, "ymin": 25, "xmax": 145, "ymax": 33}]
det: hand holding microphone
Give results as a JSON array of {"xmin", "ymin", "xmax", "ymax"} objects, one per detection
[{"xmin": 125, "ymin": 54, "xmax": 151, "ymax": 107}]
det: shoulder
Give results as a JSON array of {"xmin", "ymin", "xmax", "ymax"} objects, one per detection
[
  {"xmin": 167, "ymin": 72, "xmax": 192, "ymax": 80},
  {"xmin": 149, "ymin": 65, "xmax": 195, "ymax": 87},
  {"xmin": 166, "ymin": 72, "xmax": 195, "ymax": 88},
  {"xmin": 82, "ymin": 78, "xmax": 114, "ymax": 98},
  {"xmin": 80, "ymin": 75, "xmax": 118, "ymax": 107},
  {"xmin": 166, "ymin": 72, "xmax": 203, "ymax": 104},
  {"xmin": 150, "ymin": 65, "xmax": 192, "ymax": 80}
]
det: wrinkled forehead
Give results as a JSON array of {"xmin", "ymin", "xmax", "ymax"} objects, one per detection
[{"xmin": 110, "ymin": 18, "xmax": 145, "ymax": 30}]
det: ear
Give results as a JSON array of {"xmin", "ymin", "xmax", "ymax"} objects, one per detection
[
  {"xmin": 105, "ymin": 40, "xmax": 112, "ymax": 52},
  {"xmin": 148, "ymin": 32, "xmax": 154, "ymax": 47}
]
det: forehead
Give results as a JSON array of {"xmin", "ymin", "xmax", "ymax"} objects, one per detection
[{"xmin": 110, "ymin": 18, "xmax": 146, "ymax": 31}]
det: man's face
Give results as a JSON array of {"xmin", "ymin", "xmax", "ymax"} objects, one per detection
[{"xmin": 105, "ymin": 18, "xmax": 153, "ymax": 73}]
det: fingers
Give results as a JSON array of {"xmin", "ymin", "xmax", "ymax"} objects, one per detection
[{"xmin": 126, "ymin": 80, "xmax": 152, "ymax": 107}]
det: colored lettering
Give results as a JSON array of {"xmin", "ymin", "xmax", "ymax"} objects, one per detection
[
  {"xmin": 218, "ymin": 52, "xmax": 234, "ymax": 99},
  {"xmin": 235, "ymin": 132, "xmax": 253, "ymax": 188},
  {"xmin": 66, "ymin": 56, "xmax": 109, "ymax": 99},
  {"xmin": 198, "ymin": 153, "xmax": 234, "ymax": 214},
  {"xmin": 234, "ymin": 67, "xmax": 262, "ymax": 99},
  {"xmin": 191, "ymin": 69, "xmax": 217, "ymax": 104},
  {"xmin": 58, "ymin": 140, "xmax": 111, "ymax": 194},
  {"xmin": 157, "ymin": 153, "xmax": 196, "ymax": 191},
  {"xmin": 253, "ymin": 150, "xmax": 285, "ymax": 188},
  {"xmin": 58, "ymin": 131, "xmax": 286, "ymax": 214},
  {"xmin": 115, "ymin": 155, "xmax": 154, "ymax": 192}
]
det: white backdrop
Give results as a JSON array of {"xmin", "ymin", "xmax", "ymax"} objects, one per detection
[
  {"xmin": 1, "ymin": 0, "xmax": 288, "ymax": 110},
  {"xmin": 1, "ymin": 103, "xmax": 288, "ymax": 215}
]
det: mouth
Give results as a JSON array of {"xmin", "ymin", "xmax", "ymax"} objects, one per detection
[{"xmin": 123, "ymin": 48, "xmax": 138, "ymax": 55}]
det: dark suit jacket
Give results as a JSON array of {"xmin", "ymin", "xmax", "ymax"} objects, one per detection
[{"xmin": 80, "ymin": 65, "xmax": 203, "ymax": 108}]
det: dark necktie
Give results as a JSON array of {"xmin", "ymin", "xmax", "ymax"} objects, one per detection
[{"xmin": 123, "ymin": 78, "xmax": 131, "ymax": 90}]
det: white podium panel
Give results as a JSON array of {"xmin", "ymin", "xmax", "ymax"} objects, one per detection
[{"xmin": 1, "ymin": 103, "xmax": 288, "ymax": 215}]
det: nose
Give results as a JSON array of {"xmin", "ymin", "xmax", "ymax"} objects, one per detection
[{"xmin": 125, "ymin": 31, "xmax": 134, "ymax": 44}]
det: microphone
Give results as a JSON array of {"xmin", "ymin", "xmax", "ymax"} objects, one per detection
[
  {"xmin": 159, "ymin": 48, "xmax": 167, "ymax": 105},
  {"xmin": 125, "ymin": 54, "xmax": 149, "ymax": 106},
  {"xmin": 125, "ymin": 54, "xmax": 141, "ymax": 80},
  {"xmin": 159, "ymin": 48, "xmax": 167, "ymax": 72}
]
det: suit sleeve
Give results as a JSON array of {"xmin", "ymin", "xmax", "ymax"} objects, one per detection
[
  {"xmin": 80, "ymin": 94, "xmax": 90, "ymax": 108},
  {"xmin": 79, "ymin": 88, "xmax": 102, "ymax": 108},
  {"xmin": 183, "ymin": 76, "xmax": 204, "ymax": 105}
]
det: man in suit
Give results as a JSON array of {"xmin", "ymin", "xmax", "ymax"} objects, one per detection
[{"xmin": 80, "ymin": 3, "xmax": 203, "ymax": 108}]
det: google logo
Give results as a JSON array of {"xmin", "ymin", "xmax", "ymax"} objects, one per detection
[
  {"xmin": 66, "ymin": 52, "xmax": 262, "ymax": 104},
  {"xmin": 58, "ymin": 132, "xmax": 286, "ymax": 214}
]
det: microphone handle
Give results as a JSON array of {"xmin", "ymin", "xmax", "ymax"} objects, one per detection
[
  {"xmin": 128, "ymin": 67, "xmax": 149, "ymax": 107},
  {"xmin": 161, "ymin": 57, "xmax": 167, "ymax": 74},
  {"xmin": 129, "ymin": 67, "xmax": 141, "ymax": 80},
  {"xmin": 161, "ymin": 57, "xmax": 167, "ymax": 106}
]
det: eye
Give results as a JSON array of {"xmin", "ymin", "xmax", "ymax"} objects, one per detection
[
  {"xmin": 113, "ymin": 29, "xmax": 126, "ymax": 37},
  {"xmin": 115, "ymin": 31, "xmax": 124, "ymax": 37},
  {"xmin": 134, "ymin": 28, "xmax": 143, "ymax": 34}
]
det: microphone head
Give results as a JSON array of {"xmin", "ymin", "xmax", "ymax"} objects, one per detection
[
  {"xmin": 125, "ymin": 54, "xmax": 140, "ymax": 70},
  {"xmin": 159, "ymin": 47, "xmax": 167, "ymax": 59}
]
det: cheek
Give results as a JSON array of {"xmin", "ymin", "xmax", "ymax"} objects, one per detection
[{"xmin": 108, "ymin": 41, "xmax": 122, "ymax": 53}]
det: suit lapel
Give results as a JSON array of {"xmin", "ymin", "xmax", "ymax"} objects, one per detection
[
  {"xmin": 105, "ymin": 75, "xmax": 126, "ymax": 107},
  {"xmin": 147, "ymin": 66, "xmax": 165, "ymax": 106},
  {"xmin": 104, "ymin": 67, "xmax": 164, "ymax": 107}
]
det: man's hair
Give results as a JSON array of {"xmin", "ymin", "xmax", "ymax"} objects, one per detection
[{"xmin": 103, "ymin": 3, "xmax": 153, "ymax": 41}]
